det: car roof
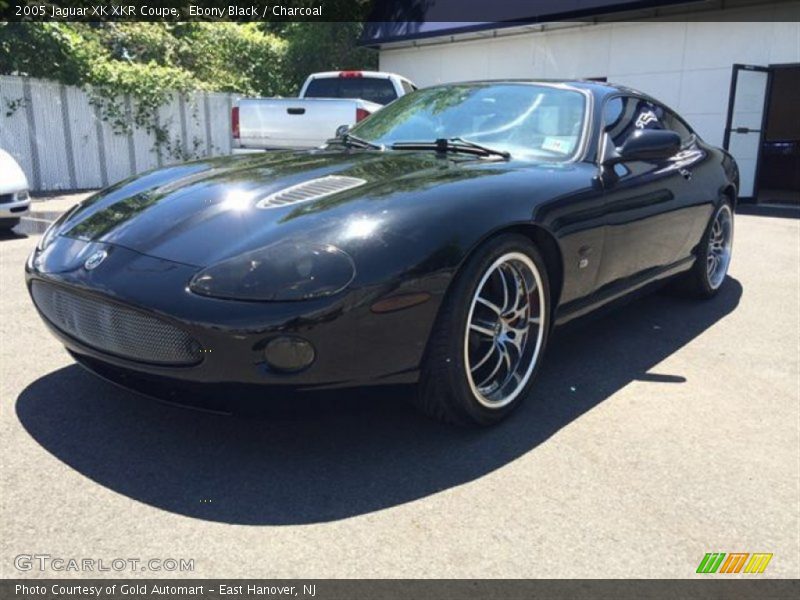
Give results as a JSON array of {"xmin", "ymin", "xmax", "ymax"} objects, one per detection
[{"xmin": 424, "ymin": 79, "xmax": 647, "ymax": 99}]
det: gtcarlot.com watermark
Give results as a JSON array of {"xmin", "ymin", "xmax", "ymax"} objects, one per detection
[{"xmin": 14, "ymin": 554, "xmax": 195, "ymax": 573}]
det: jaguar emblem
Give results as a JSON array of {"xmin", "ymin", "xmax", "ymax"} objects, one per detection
[{"xmin": 84, "ymin": 250, "xmax": 108, "ymax": 271}]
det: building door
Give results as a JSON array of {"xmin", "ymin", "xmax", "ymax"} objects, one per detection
[
  {"xmin": 723, "ymin": 64, "xmax": 770, "ymax": 201},
  {"xmin": 757, "ymin": 64, "xmax": 800, "ymax": 205}
]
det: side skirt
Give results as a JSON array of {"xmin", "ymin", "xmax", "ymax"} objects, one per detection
[{"xmin": 553, "ymin": 256, "xmax": 695, "ymax": 327}]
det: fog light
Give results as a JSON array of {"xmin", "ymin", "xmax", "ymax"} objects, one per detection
[{"xmin": 264, "ymin": 336, "xmax": 315, "ymax": 372}]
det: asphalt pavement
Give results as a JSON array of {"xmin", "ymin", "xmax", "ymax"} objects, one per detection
[{"xmin": 1, "ymin": 194, "xmax": 798, "ymax": 578}]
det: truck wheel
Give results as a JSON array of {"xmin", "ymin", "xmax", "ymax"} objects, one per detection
[{"xmin": 0, "ymin": 218, "xmax": 20, "ymax": 231}]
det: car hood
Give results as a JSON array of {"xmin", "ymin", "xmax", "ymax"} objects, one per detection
[
  {"xmin": 53, "ymin": 150, "xmax": 569, "ymax": 268},
  {"xmin": 53, "ymin": 150, "xmax": 501, "ymax": 267}
]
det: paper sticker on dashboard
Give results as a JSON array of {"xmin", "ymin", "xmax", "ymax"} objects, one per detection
[{"xmin": 542, "ymin": 137, "xmax": 574, "ymax": 154}]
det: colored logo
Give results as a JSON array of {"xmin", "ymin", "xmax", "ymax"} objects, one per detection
[
  {"xmin": 84, "ymin": 250, "xmax": 108, "ymax": 271},
  {"xmin": 696, "ymin": 553, "xmax": 772, "ymax": 574}
]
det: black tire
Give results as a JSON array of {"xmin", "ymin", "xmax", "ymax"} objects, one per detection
[
  {"xmin": 416, "ymin": 234, "xmax": 551, "ymax": 426},
  {"xmin": 0, "ymin": 218, "xmax": 20, "ymax": 231},
  {"xmin": 676, "ymin": 200, "xmax": 734, "ymax": 299}
]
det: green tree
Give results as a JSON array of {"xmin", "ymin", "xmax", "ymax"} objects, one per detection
[
  {"xmin": 0, "ymin": 21, "xmax": 377, "ymax": 157},
  {"xmin": 280, "ymin": 22, "xmax": 378, "ymax": 94}
]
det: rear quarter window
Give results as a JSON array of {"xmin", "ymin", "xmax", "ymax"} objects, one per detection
[
  {"xmin": 604, "ymin": 96, "xmax": 695, "ymax": 147},
  {"xmin": 662, "ymin": 110, "xmax": 695, "ymax": 145}
]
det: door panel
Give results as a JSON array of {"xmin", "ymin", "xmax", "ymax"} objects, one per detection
[
  {"xmin": 597, "ymin": 163, "xmax": 694, "ymax": 287},
  {"xmin": 595, "ymin": 96, "xmax": 703, "ymax": 289},
  {"xmin": 724, "ymin": 65, "xmax": 769, "ymax": 199}
]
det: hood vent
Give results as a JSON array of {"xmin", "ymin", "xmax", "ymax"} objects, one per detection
[{"xmin": 256, "ymin": 175, "xmax": 366, "ymax": 209}]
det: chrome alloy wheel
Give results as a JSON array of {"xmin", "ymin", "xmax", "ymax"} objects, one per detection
[
  {"xmin": 464, "ymin": 252, "xmax": 546, "ymax": 408},
  {"xmin": 707, "ymin": 204, "xmax": 733, "ymax": 290}
]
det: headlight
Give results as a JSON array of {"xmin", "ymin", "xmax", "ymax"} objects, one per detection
[
  {"xmin": 188, "ymin": 241, "xmax": 356, "ymax": 301},
  {"xmin": 15, "ymin": 190, "xmax": 29, "ymax": 202}
]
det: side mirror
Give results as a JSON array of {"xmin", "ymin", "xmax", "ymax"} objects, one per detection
[
  {"xmin": 605, "ymin": 129, "xmax": 681, "ymax": 165},
  {"xmin": 335, "ymin": 124, "xmax": 351, "ymax": 138}
]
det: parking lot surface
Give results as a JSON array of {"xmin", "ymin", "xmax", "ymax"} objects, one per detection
[{"xmin": 1, "ymin": 194, "xmax": 798, "ymax": 578}]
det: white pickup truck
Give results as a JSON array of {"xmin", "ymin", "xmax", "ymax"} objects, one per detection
[{"xmin": 232, "ymin": 71, "xmax": 416, "ymax": 152}]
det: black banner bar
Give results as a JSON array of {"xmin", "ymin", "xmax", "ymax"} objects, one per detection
[
  {"xmin": 3, "ymin": 579, "xmax": 800, "ymax": 600},
  {"xmin": 1, "ymin": 1, "xmax": 353, "ymax": 22},
  {"xmin": 2, "ymin": 0, "xmax": 799, "ymax": 23}
]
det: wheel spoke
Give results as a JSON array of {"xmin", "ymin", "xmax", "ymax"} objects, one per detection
[
  {"xmin": 469, "ymin": 321, "xmax": 495, "ymax": 338},
  {"xmin": 497, "ymin": 267, "xmax": 510, "ymax": 313},
  {"xmin": 476, "ymin": 351, "xmax": 504, "ymax": 389},
  {"xmin": 710, "ymin": 254, "xmax": 720, "ymax": 276},
  {"xmin": 476, "ymin": 295, "xmax": 502, "ymax": 315},
  {"xmin": 504, "ymin": 312, "xmax": 539, "ymax": 346},
  {"xmin": 506, "ymin": 269, "xmax": 523, "ymax": 314},
  {"xmin": 500, "ymin": 344, "xmax": 512, "ymax": 373},
  {"xmin": 505, "ymin": 318, "xmax": 529, "ymax": 336},
  {"xmin": 470, "ymin": 342, "xmax": 498, "ymax": 372}
]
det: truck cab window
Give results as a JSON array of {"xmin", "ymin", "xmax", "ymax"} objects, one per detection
[{"xmin": 304, "ymin": 78, "xmax": 399, "ymax": 105}]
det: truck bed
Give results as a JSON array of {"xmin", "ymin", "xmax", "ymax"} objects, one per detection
[{"xmin": 236, "ymin": 97, "xmax": 379, "ymax": 150}]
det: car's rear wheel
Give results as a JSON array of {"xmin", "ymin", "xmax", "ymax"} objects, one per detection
[
  {"xmin": 678, "ymin": 200, "xmax": 734, "ymax": 298},
  {"xmin": 417, "ymin": 234, "xmax": 550, "ymax": 425}
]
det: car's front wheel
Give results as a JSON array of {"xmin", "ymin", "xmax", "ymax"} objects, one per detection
[{"xmin": 417, "ymin": 234, "xmax": 550, "ymax": 425}]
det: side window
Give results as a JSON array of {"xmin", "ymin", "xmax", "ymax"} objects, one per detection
[
  {"xmin": 400, "ymin": 80, "xmax": 415, "ymax": 94},
  {"xmin": 603, "ymin": 96, "xmax": 667, "ymax": 148},
  {"xmin": 662, "ymin": 109, "xmax": 695, "ymax": 145}
]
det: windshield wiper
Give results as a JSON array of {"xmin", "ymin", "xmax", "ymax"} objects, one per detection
[
  {"xmin": 333, "ymin": 133, "xmax": 384, "ymax": 151},
  {"xmin": 391, "ymin": 137, "xmax": 510, "ymax": 160}
]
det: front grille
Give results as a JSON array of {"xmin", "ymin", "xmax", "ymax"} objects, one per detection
[
  {"xmin": 0, "ymin": 193, "xmax": 14, "ymax": 205},
  {"xmin": 256, "ymin": 176, "xmax": 366, "ymax": 209},
  {"xmin": 31, "ymin": 281, "xmax": 203, "ymax": 366}
]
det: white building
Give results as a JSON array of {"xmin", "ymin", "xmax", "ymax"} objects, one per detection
[{"xmin": 367, "ymin": 0, "xmax": 800, "ymax": 203}]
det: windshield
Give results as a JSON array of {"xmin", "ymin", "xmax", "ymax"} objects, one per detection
[{"xmin": 349, "ymin": 83, "xmax": 587, "ymax": 160}]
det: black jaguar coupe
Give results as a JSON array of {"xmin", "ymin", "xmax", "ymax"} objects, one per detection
[{"xmin": 27, "ymin": 81, "xmax": 738, "ymax": 425}]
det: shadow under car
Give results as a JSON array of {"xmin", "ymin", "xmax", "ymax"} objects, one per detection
[{"xmin": 16, "ymin": 278, "xmax": 742, "ymax": 525}]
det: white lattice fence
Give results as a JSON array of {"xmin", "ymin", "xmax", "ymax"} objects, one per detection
[{"xmin": 0, "ymin": 75, "xmax": 240, "ymax": 192}]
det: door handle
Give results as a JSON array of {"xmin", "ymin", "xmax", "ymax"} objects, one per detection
[
  {"xmin": 287, "ymin": 108, "xmax": 306, "ymax": 115},
  {"xmin": 680, "ymin": 168, "xmax": 692, "ymax": 180}
]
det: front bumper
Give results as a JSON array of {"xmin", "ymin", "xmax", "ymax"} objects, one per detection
[
  {"xmin": 0, "ymin": 196, "xmax": 30, "ymax": 219},
  {"xmin": 26, "ymin": 239, "xmax": 435, "ymax": 403}
]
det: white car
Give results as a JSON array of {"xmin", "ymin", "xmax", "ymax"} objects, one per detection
[{"xmin": 0, "ymin": 149, "xmax": 30, "ymax": 230}]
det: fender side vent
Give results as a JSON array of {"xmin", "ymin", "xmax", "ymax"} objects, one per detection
[{"xmin": 256, "ymin": 176, "xmax": 366, "ymax": 209}]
